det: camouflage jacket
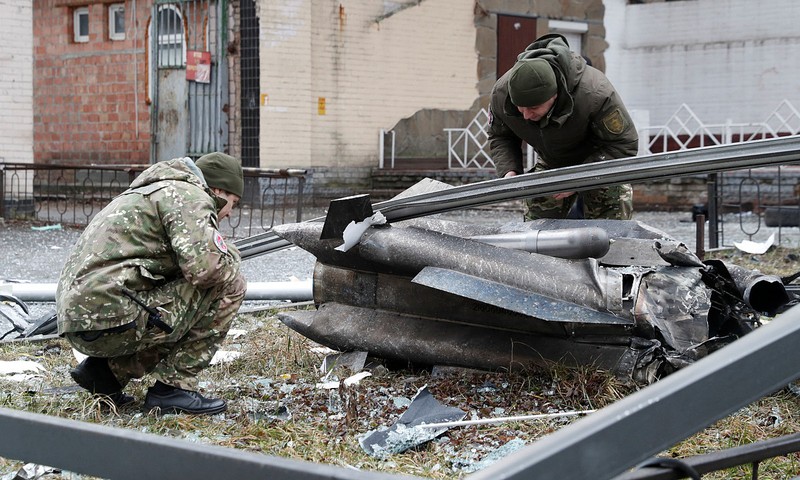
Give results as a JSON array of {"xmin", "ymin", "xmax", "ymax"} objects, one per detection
[
  {"xmin": 56, "ymin": 158, "xmax": 241, "ymax": 333},
  {"xmin": 488, "ymin": 34, "xmax": 639, "ymax": 177}
]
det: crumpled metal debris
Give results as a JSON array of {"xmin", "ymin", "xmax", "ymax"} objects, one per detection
[
  {"xmin": 359, "ymin": 385, "xmax": 465, "ymax": 458},
  {"xmin": 0, "ymin": 463, "xmax": 57, "ymax": 480},
  {"xmin": 321, "ymin": 351, "xmax": 368, "ymax": 374},
  {"xmin": 0, "ymin": 294, "xmax": 57, "ymax": 342}
]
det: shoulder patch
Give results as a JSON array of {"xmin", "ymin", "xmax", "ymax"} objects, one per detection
[
  {"xmin": 213, "ymin": 230, "xmax": 229, "ymax": 254},
  {"xmin": 601, "ymin": 108, "xmax": 626, "ymax": 135}
]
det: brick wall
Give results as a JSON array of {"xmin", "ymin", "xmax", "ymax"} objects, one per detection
[
  {"xmin": 33, "ymin": 0, "xmax": 151, "ymax": 165},
  {"xmin": 1, "ymin": 0, "xmax": 34, "ymax": 164}
]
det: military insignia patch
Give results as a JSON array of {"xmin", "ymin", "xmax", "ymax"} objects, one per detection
[
  {"xmin": 213, "ymin": 230, "xmax": 228, "ymax": 253},
  {"xmin": 601, "ymin": 108, "xmax": 626, "ymax": 135}
]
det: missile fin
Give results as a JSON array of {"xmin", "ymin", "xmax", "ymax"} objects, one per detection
[{"xmin": 412, "ymin": 267, "xmax": 633, "ymax": 326}]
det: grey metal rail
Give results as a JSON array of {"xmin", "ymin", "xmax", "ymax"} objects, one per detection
[
  {"xmin": 236, "ymin": 135, "xmax": 800, "ymax": 259},
  {"xmin": 617, "ymin": 432, "xmax": 800, "ymax": 479},
  {"xmin": 0, "ymin": 406, "xmax": 414, "ymax": 480},
  {"xmin": 468, "ymin": 303, "xmax": 800, "ymax": 480},
  {"xmin": 2, "ymin": 307, "xmax": 800, "ymax": 479}
]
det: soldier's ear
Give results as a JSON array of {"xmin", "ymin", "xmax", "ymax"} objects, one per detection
[{"xmin": 210, "ymin": 189, "xmax": 229, "ymax": 211}]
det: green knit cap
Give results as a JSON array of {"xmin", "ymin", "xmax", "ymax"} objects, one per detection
[
  {"xmin": 508, "ymin": 58, "xmax": 557, "ymax": 107},
  {"xmin": 196, "ymin": 152, "xmax": 244, "ymax": 197}
]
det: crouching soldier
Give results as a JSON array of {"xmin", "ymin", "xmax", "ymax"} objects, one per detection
[{"xmin": 56, "ymin": 153, "xmax": 247, "ymax": 415}]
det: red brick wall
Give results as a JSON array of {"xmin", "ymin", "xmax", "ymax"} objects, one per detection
[{"xmin": 34, "ymin": 0, "xmax": 151, "ymax": 165}]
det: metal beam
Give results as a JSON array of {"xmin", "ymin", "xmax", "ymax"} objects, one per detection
[
  {"xmin": 467, "ymin": 303, "xmax": 800, "ymax": 480},
  {"xmin": 617, "ymin": 432, "xmax": 800, "ymax": 479},
  {"xmin": 237, "ymin": 135, "xmax": 800, "ymax": 259},
  {"xmin": 0, "ymin": 406, "xmax": 415, "ymax": 480}
]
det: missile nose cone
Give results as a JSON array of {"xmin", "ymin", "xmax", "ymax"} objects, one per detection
[{"xmin": 272, "ymin": 222, "xmax": 326, "ymax": 249}]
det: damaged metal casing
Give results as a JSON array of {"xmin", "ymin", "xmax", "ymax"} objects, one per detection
[{"xmin": 274, "ymin": 217, "xmax": 788, "ymax": 383}]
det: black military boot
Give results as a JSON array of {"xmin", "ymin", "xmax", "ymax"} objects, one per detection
[
  {"xmin": 144, "ymin": 381, "xmax": 227, "ymax": 415},
  {"xmin": 70, "ymin": 357, "xmax": 134, "ymax": 406},
  {"xmin": 70, "ymin": 357, "xmax": 121, "ymax": 394}
]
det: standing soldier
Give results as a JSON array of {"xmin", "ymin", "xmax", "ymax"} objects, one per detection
[
  {"xmin": 489, "ymin": 34, "xmax": 639, "ymax": 220},
  {"xmin": 57, "ymin": 153, "xmax": 246, "ymax": 415}
]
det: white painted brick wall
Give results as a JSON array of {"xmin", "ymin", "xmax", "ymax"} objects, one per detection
[
  {"xmin": 0, "ymin": 0, "xmax": 33, "ymax": 164},
  {"xmin": 605, "ymin": 0, "xmax": 800, "ymax": 128},
  {"xmin": 258, "ymin": 0, "xmax": 477, "ymax": 169}
]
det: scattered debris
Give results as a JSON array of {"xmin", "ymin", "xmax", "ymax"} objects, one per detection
[
  {"xmin": 227, "ymin": 328, "xmax": 248, "ymax": 339},
  {"xmin": 0, "ymin": 463, "xmax": 58, "ymax": 480},
  {"xmin": 359, "ymin": 385, "xmax": 466, "ymax": 458},
  {"xmin": 734, "ymin": 233, "xmax": 776, "ymax": 255},
  {"xmin": 316, "ymin": 371, "xmax": 372, "ymax": 390},
  {"xmin": 0, "ymin": 360, "xmax": 45, "ymax": 381},
  {"xmin": 321, "ymin": 351, "xmax": 368, "ymax": 374},
  {"xmin": 0, "ymin": 294, "xmax": 57, "ymax": 342},
  {"xmin": 210, "ymin": 350, "xmax": 242, "ymax": 365},
  {"xmin": 456, "ymin": 438, "xmax": 527, "ymax": 473},
  {"xmin": 30, "ymin": 224, "xmax": 62, "ymax": 231}
]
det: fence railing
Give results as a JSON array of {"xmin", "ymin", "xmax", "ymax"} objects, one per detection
[
  {"xmin": 640, "ymin": 101, "xmax": 800, "ymax": 247},
  {"xmin": 435, "ymin": 101, "xmax": 800, "ymax": 248},
  {"xmin": 444, "ymin": 108, "xmax": 537, "ymax": 170},
  {"xmin": 0, "ymin": 163, "xmax": 309, "ymax": 240}
]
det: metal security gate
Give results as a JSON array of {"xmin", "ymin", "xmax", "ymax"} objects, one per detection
[
  {"xmin": 150, "ymin": 0, "xmax": 228, "ymax": 162},
  {"xmin": 240, "ymin": 0, "xmax": 260, "ymax": 168}
]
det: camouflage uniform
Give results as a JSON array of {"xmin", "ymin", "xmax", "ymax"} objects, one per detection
[
  {"xmin": 56, "ymin": 158, "xmax": 246, "ymax": 391},
  {"xmin": 488, "ymin": 34, "xmax": 639, "ymax": 220}
]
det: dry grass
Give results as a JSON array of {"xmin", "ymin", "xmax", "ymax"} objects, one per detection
[{"xmin": 1, "ymin": 247, "xmax": 799, "ymax": 478}]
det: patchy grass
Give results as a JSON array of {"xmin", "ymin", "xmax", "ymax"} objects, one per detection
[
  {"xmin": 0, "ymin": 310, "xmax": 631, "ymax": 478},
  {"xmin": 1, "ymin": 247, "xmax": 799, "ymax": 478}
]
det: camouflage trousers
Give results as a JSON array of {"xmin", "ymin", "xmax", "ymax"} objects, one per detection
[
  {"xmin": 524, "ymin": 184, "xmax": 633, "ymax": 221},
  {"xmin": 66, "ymin": 274, "xmax": 246, "ymax": 391}
]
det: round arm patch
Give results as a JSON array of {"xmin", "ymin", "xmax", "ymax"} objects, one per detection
[{"xmin": 213, "ymin": 229, "xmax": 229, "ymax": 254}]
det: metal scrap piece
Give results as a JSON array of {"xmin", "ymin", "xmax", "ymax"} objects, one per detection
[{"xmin": 359, "ymin": 385, "xmax": 465, "ymax": 458}]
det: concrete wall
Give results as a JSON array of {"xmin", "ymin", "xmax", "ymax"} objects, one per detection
[
  {"xmin": 605, "ymin": 0, "xmax": 800, "ymax": 127},
  {"xmin": 256, "ymin": 0, "xmax": 478, "ymax": 170},
  {"xmin": 1, "ymin": 0, "xmax": 34, "ymax": 164}
]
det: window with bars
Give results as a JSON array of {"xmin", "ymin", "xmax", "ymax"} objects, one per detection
[{"xmin": 156, "ymin": 5, "xmax": 185, "ymax": 67}]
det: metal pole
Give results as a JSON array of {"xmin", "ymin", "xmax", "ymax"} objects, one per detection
[
  {"xmin": 0, "ymin": 281, "xmax": 312, "ymax": 303},
  {"xmin": 707, "ymin": 173, "xmax": 719, "ymax": 248},
  {"xmin": 0, "ymin": 165, "xmax": 5, "ymax": 219},
  {"xmin": 379, "ymin": 129, "xmax": 385, "ymax": 169},
  {"xmin": 695, "ymin": 214, "xmax": 705, "ymax": 259}
]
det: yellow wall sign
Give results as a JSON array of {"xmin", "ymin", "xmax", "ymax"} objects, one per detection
[
  {"xmin": 318, "ymin": 97, "xmax": 326, "ymax": 115},
  {"xmin": 260, "ymin": 93, "xmax": 269, "ymax": 106}
]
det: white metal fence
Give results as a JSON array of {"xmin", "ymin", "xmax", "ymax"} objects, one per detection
[{"xmin": 441, "ymin": 100, "xmax": 800, "ymax": 168}]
